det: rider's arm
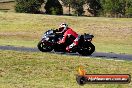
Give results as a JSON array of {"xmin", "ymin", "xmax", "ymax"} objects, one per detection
[{"xmin": 59, "ymin": 31, "xmax": 68, "ymax": 43}]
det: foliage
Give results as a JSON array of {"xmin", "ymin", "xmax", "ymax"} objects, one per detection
[
  {"xmin": 14, "ymin": 0, "xmax": 132, "ymax": 17},
  {"xmin": 61, "ymin": 0, "xmax": 85, "ymax": 16},
  {"xmin": 44, "ymin": 0, "xmax": 63, "ymax": 15},
  {"xmin": 100, "ymin": 0, "xmax": 132, "ymax": 17},
  {"xmin": 86, "ymin": 0, "xmax": 102, "ymax": 16},
  {"xmin": 15, "ymin": 0, "xmax": 44, "ymax": 13},
  {"xmin": 125, "ymin": 0, "xmax": 132, "ymax": 17},
  {"xmin": 71, "ymin": 0, "xmax": 85, "ymax": 16},
  {"xmin": 61, "ymin": 0, "xmax": 72, "ymax": 15}
]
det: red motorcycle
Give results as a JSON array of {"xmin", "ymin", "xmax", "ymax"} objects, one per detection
[{"xmin": 37, "ymin": 29, "xmax": 95, "ymax": 56}]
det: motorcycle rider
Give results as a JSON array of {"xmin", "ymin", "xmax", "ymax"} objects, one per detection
[{"xmin": 57, "ymin": 23, "xmax": 79, "ymax": 52}]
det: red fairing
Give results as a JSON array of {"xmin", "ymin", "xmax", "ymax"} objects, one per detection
[{"xmin": 59, "ymin": 27, "xmax": 78, "ymax": 43}]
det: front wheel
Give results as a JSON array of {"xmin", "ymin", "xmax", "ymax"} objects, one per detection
[
  {"xmin": 37, "ymin": 41, "xmax": 53, "ymax": 52},
  {"xmin": 78, "ymin": 42, "xmax": 95, "ymax": 56}
]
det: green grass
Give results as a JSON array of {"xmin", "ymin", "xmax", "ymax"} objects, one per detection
[
  {"xmin": 0, "ymin": 11, "xmax": 132, "ymax": 88},
  {"xmin": 95, "ymin": 43, "xmax": 132, "ymax": 54},
  {"xmin": 0, "ymin": 39, "xmax": 38, "ymax": 47},
  {"xmin": 0, "ymin": 50, "xmax": 132, "ymax": 88},
  {"xmin": 0, "ymin": 12, "xmax": 132, "ymax": 54}
]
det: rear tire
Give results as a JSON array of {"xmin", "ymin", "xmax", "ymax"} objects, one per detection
[
  {"xmin": 37, "ymin": 41, "xmax": 53, "ymax": 52},
  {"xmin": 78, "ymin": 42, "xmax": 95, "ymax": 56}
]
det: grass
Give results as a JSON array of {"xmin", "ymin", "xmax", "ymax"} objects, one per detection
[
  {"xmin": 0, "ymin": 12, "xmax": 132, "ymax": 54},
  {"xmin": 0, "ymin": 39, "xmax": 38, "ymax": 47},
  {"xmin": 0, "ymin": 7, "xmax": 131, "ymax": 88},
  {"xmin": 0, "ymin": 50, "xmax": 132, "ymax": 88}
]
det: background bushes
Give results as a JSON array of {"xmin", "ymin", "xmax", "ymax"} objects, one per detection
[
  {"xmin": 15, "ymin": 0, "xmax": 44, "ymax": 13},
  {"xmin": 44, "ymin": 0, "xmax": 63, "ymax": 15},
  {"xmin": 15, "ymin": 0, "xmax": 132, "ymax": 17}
]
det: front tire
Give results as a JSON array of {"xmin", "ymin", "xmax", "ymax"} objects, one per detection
[
  {"xmin": 37, "ymin": 41, "xmax": 53, "ymax": 52},
  {"xmin": 78, "ymin": 42, "xmax": 95, "ymax": 56}
]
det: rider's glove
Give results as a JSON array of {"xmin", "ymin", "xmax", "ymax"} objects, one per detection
[{"xmin": 66, "ymin": 46, "xmax": 70, "ymax": 52}]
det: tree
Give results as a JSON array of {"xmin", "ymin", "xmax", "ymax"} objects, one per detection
[
  {"xmin": 45, "ymin": 0, "xmax": 63, "ymax": 15},
  {"xmin": 62, "ymin": 0, "xmax": 102, "ymax": 16},
  {"xmin": 15, "ymin": 0, "xmax": 44, "ymax": 13},
  {"xmin": 62, "ymin": 0, "xmax": 85, "ymax": 16},
  {"xmin": 125, "ymin": 0, "xmax": 132, "ymax": 17},
  {"xmin": 61, "ymin": 0, "xmax": 72, "ymax": 15},
  {"xmin": 100, "ymin": 0, "xmax": 132, "ymax": 17},
  {"xmin": 71, "ymin": 0, "xmax": 85, "ymax": 16},
  {"xmin": 86, "ymin": 0, "xmax": 102, "ymax": 16}
]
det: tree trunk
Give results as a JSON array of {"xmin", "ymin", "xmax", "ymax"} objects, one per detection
[{"xmin": 68, "ymin": 4, "xmax": 71, "ymax": 15}]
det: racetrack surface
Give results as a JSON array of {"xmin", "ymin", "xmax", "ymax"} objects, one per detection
[{"xmin": 0, "ymin": 45, "xmax": 132, "ymax": 61}]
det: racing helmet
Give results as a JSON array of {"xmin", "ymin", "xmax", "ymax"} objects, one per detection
[{"xmin": 59, "ymin": 23, "xmax": 68, "ymax": 32}]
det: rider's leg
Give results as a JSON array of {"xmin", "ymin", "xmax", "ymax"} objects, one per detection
[{"xmin": 66, "ymin": 36, "xmax": 79, "ymax": 51}]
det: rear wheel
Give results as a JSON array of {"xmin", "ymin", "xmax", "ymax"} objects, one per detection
[
  {"xmin": 78, "ymin": 42, "xmax": 95, "ymax": 56},
  {"xmin": 37, "ymin": 41, "xmax": 53, "ymax": 52}
]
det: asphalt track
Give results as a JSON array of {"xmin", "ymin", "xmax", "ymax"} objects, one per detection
[{"xmin": 0, "ymin": 45, "xmax": 132, "ymax": 61}]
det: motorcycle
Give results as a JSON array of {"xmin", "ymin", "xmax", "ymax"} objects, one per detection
[{"xmin": 37, "ymin": 29, "xmax": 95, "ymax": 56}]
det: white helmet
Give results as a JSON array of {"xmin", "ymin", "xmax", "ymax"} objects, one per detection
[{"xmin": 59, "ymin": 23, "xmax": 68, "ymax": 32}]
